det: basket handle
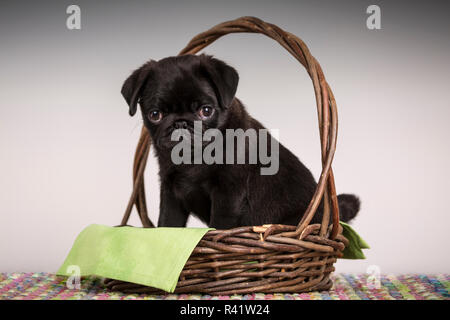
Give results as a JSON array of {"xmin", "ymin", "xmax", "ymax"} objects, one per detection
[{"xmin": 120, "ymin": 16, "xmax": 341, "ymax": 239}]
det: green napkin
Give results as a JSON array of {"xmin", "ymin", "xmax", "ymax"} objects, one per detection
[
  {"xmin": 339, "ymin": 221, "xmax": 370, "ymax": 259},
  {"xmin": 56, "ymin": 224, "xmax": 212, "ymax": 293}
]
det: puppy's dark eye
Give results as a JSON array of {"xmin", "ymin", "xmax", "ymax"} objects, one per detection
[
  {"xmin": 148, "ymin": 109, "xmax": 163, "ymax": 123},
  {"xmin": 197, "ymin": 105, "xmax": 214, "ymax": 120}
]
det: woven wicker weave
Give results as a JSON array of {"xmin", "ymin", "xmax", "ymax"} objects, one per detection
[{"xmin": 105, "ymin": 16, "xmax": 348, "ymax": 295}]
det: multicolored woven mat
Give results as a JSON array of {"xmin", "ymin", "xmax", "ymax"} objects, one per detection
[{"xmin": 0, "ymin": 273, "xmax": 448, "ymax": 300}]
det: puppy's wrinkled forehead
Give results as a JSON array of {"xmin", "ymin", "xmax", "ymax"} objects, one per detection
[
  {"xmin": 121, "ymin": 54, "xmax": 239, "ymax": 117},
  {"xmin": 140, "ymin": 57, "xmax": 217, "ymax": 113}
]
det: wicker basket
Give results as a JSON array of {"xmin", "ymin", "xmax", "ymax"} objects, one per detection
[{"xmin": 104, "ymin": 16, "xmax": 348, "ymax": 295}]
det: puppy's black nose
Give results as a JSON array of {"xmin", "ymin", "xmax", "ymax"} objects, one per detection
[{"xmin": 174, "ymin": 120, "xmax": 188, "ymax": 129}]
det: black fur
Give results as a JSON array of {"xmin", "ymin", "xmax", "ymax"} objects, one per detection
[
  {"xmin": 337, "ymin": 194, "xmax": 360, "ymax": 222},
  {"xmin": 122, "ymin": 54, "xmax": 360, "ymax": 228}
]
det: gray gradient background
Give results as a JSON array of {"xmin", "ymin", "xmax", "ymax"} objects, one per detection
[{"xmin": 1, "ymin": 0, "xmax": 449, "ymax": 274}]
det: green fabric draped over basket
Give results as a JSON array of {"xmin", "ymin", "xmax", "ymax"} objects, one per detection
[
  {"xmin": 57, "ymin": 223, "xmax": 368, "ymax": 293},
  {"xmin": 57, "ymin": 225, "xmax": 212, "ymax": 292}
]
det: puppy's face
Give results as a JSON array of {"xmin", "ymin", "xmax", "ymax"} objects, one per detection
[{"xmin": 121, "ymin": 55, "xmax": 239, "ymax": 150}]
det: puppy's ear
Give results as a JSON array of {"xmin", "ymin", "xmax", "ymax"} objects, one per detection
[
  {"xmin": 200, "ymin": 55, "xmax": 239, "ymax": 109},
  {"xmin": 121, "ymin": 60, "xmax": 155, "ymax": 116}
]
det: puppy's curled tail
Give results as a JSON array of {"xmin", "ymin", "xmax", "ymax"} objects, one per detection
[{"xmin": 337, "ymin": 194, "xmax": 360, "ymax": 222}]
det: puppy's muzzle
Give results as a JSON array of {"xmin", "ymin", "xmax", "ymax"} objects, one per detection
[{"xmin": 173, "ymin": 120, "xmax": 188, "ymax": 130}]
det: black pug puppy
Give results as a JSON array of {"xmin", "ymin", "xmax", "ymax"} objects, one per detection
[{"xmin": 121, "ymin": 54, "xmax": 360, "ymax": 229}]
